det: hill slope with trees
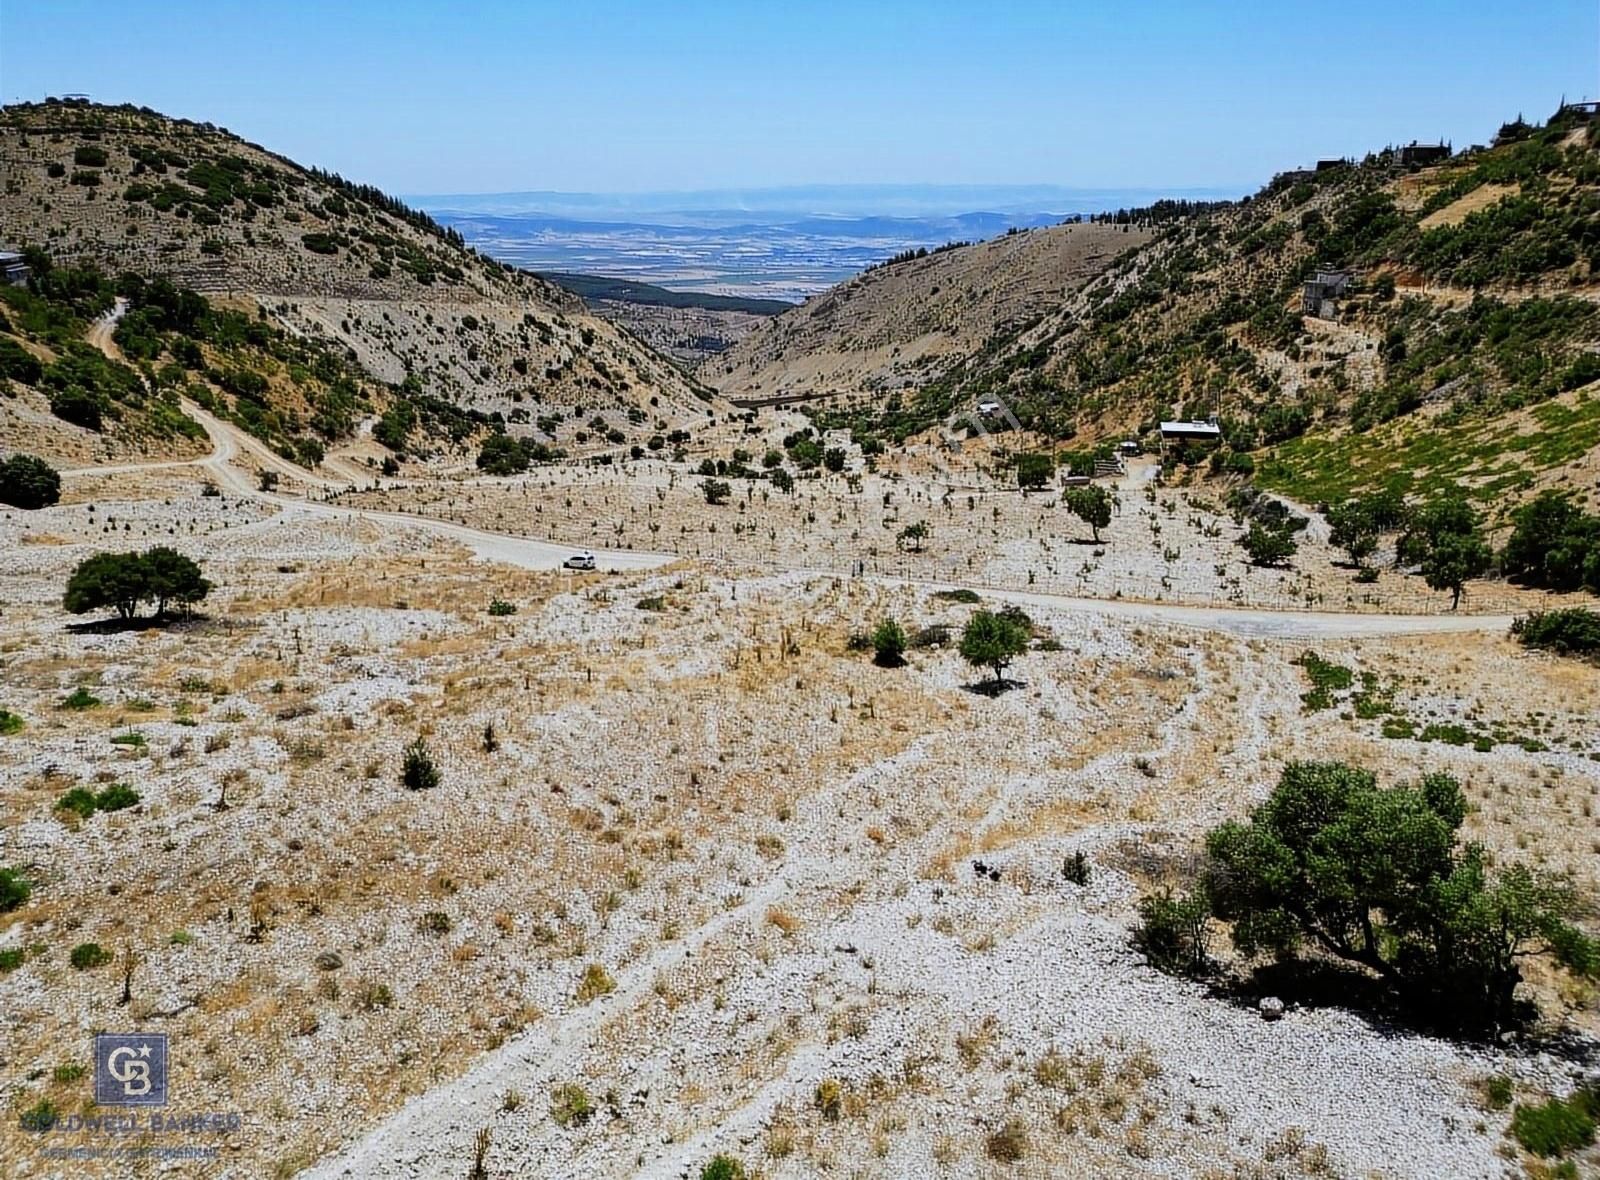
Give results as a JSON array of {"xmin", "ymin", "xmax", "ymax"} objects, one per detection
[
  {"xmin": 749, "ymin": 109, "xmax": 1600, "ymax": 532},
  {"xmin": 0, "ymin": 99, "xmax": 716, "ymax": 462}
]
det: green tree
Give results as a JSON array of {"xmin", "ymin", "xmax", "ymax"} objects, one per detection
[
  {"xmin": 896, "ymin": 521, "xmax": 929, "ymax": 552},
  {"xmin": 1395, "ymin": 494, "xmax": 1492, "ymax": 607},
  {"xmin": 1200, "ymin": 761, "xmax": 1597, "ymax": 1030},
  {"xmin": 1326, "ymin": 498, "xmax": 1379, "ymax": 568},
  {"xmin": 1015, "ymin": 452, "xmax": 1054, "ymax": 490},
  {"xmin": 0, "ymin": 453, "xmax": 62, "ymax": 510},
  {"xmin": 1502, "ymin": 491, "xmax": 1599, "ymax": 593},
  {"xmin": 49, "ymin": 386, "xmax": 105, "ymax": 432},
  {"xmin": 768, "ymin": 468, "xmax": 794, "ymax": 494},
  {"xmin": 870, "ymin": 618, "xmax": 907, "ymax": 667},
  {"xmin": 822, "ymin": 447, "xmax": 846, "ymax": 473},
  {"xmin": 1422, "ymin": 530, "xmax": 1492, "ymax": 609},
  {"xmin": 374, "ymin": 400, "xmax": 417, "ymax": 453},
  {"xmin": 1240, "ymin": 522, "xmax": 1297, "ymax": 568},
  {"xmin": 958, "ymin": 609, "xmax": 1030, "ymax": 685},
  {"xmin": 701, "ymin": 479, "xmax": 731, "ymax": 505},
  {"xmin": 63, "ymin": 552, "xmax": 148, "ymax": 620},
  {"xmin": 476, "ymin": 433, "xmax": 529, "ymax": 476},
  {"xmin": 1062, "ymin": 485, "xmax": 1113, "ymax": 543},
  {"xmin": 141, "ymin": 547, "xmax": 210, "ymax": 616}
]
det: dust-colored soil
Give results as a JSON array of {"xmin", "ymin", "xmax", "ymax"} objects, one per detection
[{"xmin": 2, "ymin": 415, "xmax": 1597, "ymax": 1180}]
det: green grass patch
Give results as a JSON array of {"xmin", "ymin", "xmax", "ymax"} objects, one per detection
[
  {"xmin": 1258, "ymin": 389, "xmax": 1600, "ymax": 509},
  {"xmin": 1510, "ymin": 1085, "xmax": 1597, "ymax": 1158}
]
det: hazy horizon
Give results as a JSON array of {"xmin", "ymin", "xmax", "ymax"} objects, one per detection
[{"xmin": 2, "ymin": 1, "xmax": 1592, "ymax": 196}]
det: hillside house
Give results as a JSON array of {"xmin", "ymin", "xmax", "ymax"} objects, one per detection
[
  {"xmin": 1398, "ymin": 142, "xmax": 1451, "ymax": 167},
  {"xmin": 1158, "ymin": 419, "xmax": 1222, "ymax": 456},
  {"xmin": 0, "ymin": 251, "xmax": 29, "ymax": 286},
  {"xmin": 1302, "ymin": 269, "xmax": 1353, "ymax": 318}
]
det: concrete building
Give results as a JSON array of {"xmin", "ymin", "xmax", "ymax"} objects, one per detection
[
  {"xmin": 0, "ymin": 251, "xmax": 30, "ymax": 286},
  {"xmin": 1302, "ymin": 269, "xmax": 1353, "ymax": 318}
]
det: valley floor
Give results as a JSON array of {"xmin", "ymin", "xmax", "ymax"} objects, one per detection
[{"xmin": 1, "ymin": 417, "xmax": 1597, "ymax": 1180}]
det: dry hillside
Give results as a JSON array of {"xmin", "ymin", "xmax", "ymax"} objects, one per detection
[
  {"xmin": 0, "ymin": 100, "xmax": 713, "ymax": 442},
  {"xmin": 704, "ymin": 222, "xmax": 1150, "ymax": 405}
]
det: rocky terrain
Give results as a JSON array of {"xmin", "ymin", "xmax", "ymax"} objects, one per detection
[
  {"xmin": 3, "ymin": 99, "xmax": 1600, "ymax": 1180},
  {"xmin": 2, "ymin": 386, "xmax": 1598, "ymax": 1179},
  {"xmin": 0, "ymin": 101, "xmax": 713, "ymax": 435}
]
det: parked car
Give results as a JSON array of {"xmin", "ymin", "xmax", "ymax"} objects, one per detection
[{"xmin": 564, "ymin": 551, "xmax": 596, "ymax": 571}]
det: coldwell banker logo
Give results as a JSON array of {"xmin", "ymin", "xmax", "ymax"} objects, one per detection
[{"xmin": 94, "ymin": 1033, "xmax": 168, "ymax": 1106}]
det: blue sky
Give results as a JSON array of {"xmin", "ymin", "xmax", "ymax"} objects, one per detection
[{"xmin": 2, "ymin": 1, "xmax": 1594, "ymax": 195}]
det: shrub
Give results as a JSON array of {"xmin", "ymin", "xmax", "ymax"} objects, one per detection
[
  {"xmin": 0, "ymin": 867, "xmax": 31, "ymax": 912},
  {"xmin": 934, "ymin": 588, "xmax": 981, "ymax": 604},
  {"xmin": 0, "ymin": 709, "xmax": 22, "ymax": 735},
  {"xmin": 0, "ymin": 454, "xmax": 62, "ymax": 509},
  {"xmin": 575, "ymin": 962, "xmax": 615, "ymax": 1003},
  {"xmin": 0, "ymin": 948, "xmax": 24, "ymax": 972},
  {"xmin": 487, "ymin": 598, "xmax": 517, "ymax": 617},
  {"xmin": 985, "ymin": 1118, "xmax": 1028, "ymax": 1162},
  {"xmin": 1512, "ymin": 608, "xmax": 1600, "ymax": 657},
  {"xmin": 400, "ymin": 737, "xmax": 440, "ymax": 790},
  {"xmin": 1134, "ymin": 888, "xmax": 1210, "ymax": 975},
  {"xmin": 300, "ymin": 232, "xmax": 340, "ymax": 255},
  {"xmin": 813, "ymin": 1078, "xmax": 843, "ymax": 1121},
  {"xmin": 549, "ymin": 1082, "xmax": 593, "ymax": 1127},
  {"xmin": 49, "ymin": 386, "xmax": 105, "ymax": 431},
  {"xmin": 59, "ymin": 686, "xmax": 101, "ymax": 710},
  {"xmin": 1510, "ymin": 1086, "xmax": 1597, "ymax": 1157},
  {"xmin": 699, "ymin": 1155, "xmax": 746, "ymax": 1180},
  {"xmin": 870, "ymin": 618, "xmax": 907, "ymax": 667},
  {"xmin": 96, "ymin": 783, "xmax": 140, "ymax": 812},
  {"xmin": 55, "ymin": 787, "xmax": 102, "ymax": 819},
  {"xmin": 69, "ymin": 942, "xmax": 113, "ymax": 970},
  {"xmin": 73, "ymin": 145, "xmax": 107, "ymax": 167},
  {"xmin": 701, "ymin": 478, "xmax": 732, "ymax": 505}
]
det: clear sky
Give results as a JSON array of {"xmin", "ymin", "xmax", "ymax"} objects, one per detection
[{"xmin": 2, "ymin": 0, "xmax": 1594, "ymax": 196}]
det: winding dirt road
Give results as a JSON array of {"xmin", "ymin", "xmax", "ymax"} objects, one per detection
[{"xmin": 68, "ymin": 307, "xmax": 1517, "ymax": 631}]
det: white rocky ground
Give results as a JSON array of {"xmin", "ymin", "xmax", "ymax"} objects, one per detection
[{"xmin": 1, "ymin": 426, "xmax": 1597, "ymax": 1180}]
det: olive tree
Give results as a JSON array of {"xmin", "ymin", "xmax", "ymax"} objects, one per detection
[
  {"xmin": 1062, "ymin": 485, "xmax": 1112, "ymax": 543},
  {"xmin": 958, "ymin": 609, "xmax": 1030, "ymax": 686},
  {"xmin": 0, "ymin": 453, "xmax": 62, "ymax": 510},
  {"xmin": 1193, "ymin": 761, "xmax": 1597, "ymax": 1031}
]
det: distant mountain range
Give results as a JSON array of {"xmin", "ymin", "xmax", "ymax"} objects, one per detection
[
  {"xmin": 410, "ymin": 184, "xmax": 1241, "ymax": 300},
  {"xmin": 406, "ymin": 183, "xmax": 1243, "ymax": 223}
]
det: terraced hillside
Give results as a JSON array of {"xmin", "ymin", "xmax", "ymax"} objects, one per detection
[
  {"xmin": 786, "ymin": 110, "xmax": 1600, "ymax": 526},
  {"xmin": 704, "ymin": 221, "xmax": 1150, "ymax": 405},
  {"xmin": 0, "ymin": 100, "xmax": 714, "ymax": 458}
]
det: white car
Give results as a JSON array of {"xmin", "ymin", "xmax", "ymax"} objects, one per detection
[{"xmin": 564, "ymin": 551, "xmax": 596, "ymax": 571}]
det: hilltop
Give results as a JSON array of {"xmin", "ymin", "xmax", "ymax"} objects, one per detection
[
  {"xmin": 0, "ymin": 100, "xmax": 714, "ymax": 466},
  {"xmin": 705, "ymin": 221, "xmax": 1151, "ymax": 406}
]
